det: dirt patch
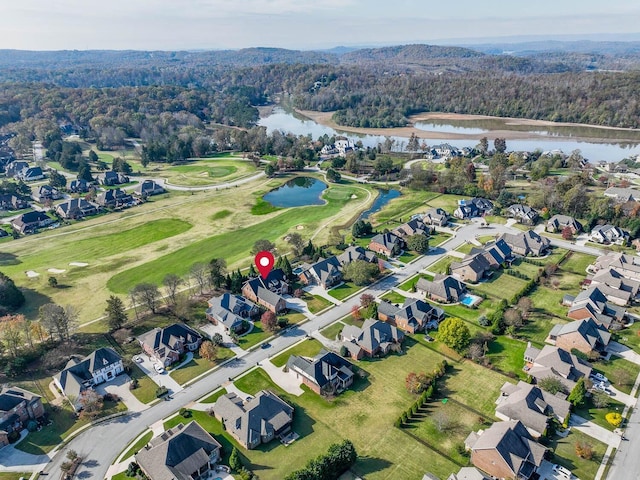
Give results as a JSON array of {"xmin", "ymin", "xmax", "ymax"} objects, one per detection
[{"xmin": 296, "ymin": 225, "xmax": 304, "ymax": 230}]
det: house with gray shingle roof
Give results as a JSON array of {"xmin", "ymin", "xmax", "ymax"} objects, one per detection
[
  {"xmin": 53, "ymin": 347, "xmax": 123, "ymax": 411},
  {"xmin": 392, "ymin": 217, "xmax": 430, "ymax": 239},
  {"xmin": 524, "ymin": 344, "xmax": 592, "ymax": 392},
  {"xmin": 336, "ymin": 245, "xmax": 377, "ymax": 266},
  {"xmin": 369, "ymin": 232, "xmax": 405, "ymax": 257},
  {"xmin": 450, "ymin": 253, "xmax": 492, "ymax": 283},
  {"xmin": 212, "ymin": 390, "xmax": 293, "ymax": 450},
  {"xmin": 547, "ymin": 318, "xmax": 611, "ymax": 356},
  {"xmin": 495, "ymin": 381, "xmax": 571, "ymax": 438},
  {"xmin": 377, "ymin": 298, "xmax": 444, "ymax": 334},
  {"xmin": 286, "ymin": 350, "xmax": 354, "ymax": 395},
  {"xmin": 340, "ymin": 318, "xmax": 404, "ymax": 359},
  {"xmin": 206, "ymin": 293, "xmax": 259, "ymax": 333},
  {"xmin": 506, "ymin": 204, "xmax": 539, "ymax": 225},
  {"xmin": 0, "ymin": 386, "xmax": 45, "ymax": 446},
  {"xmin": 604, "ymin": 186, "xmax": 640, "ymax": 203},
  {"xmin": 465, "ymin": 420, "xmax": 546, "ymax": 480},
  {"xmin": 453, "ymin": 198, "xmax": 493, "ymax": 219},
  {"xmin": 10, "ymin": 211, "xmax": 55, "ymax": 234},
  {"xmin": 589, "ymin": 268, "xmax": 640, "ymax": 306},
  {"xmin": 499, "ymin": 230, "xmax": 550, "ymax": 257},
  {"xmin": 299, "ymin": 256, "xmax": 343, "ymax": 289},
  {"xmin": 546, "ymin": 215, "xmax": 582, "ymax": 234},
  {"xmin": 592, "ymin": 252, "xmax": 640, "ymax": 282},
  {"xmin": 423, "ymin": 208, "xmax": 449, "ymax": 227},
  {"xmin": 55, "ymin": 198, "xmax": 99, "ymax": 219},
  {"xmin": 446, "ymin": 467, "xmax": 490, "ymax": 480},
  {"xmin": 566, "ymin": 285, "xmax": 626, "ymax": 328},
  {"xmin": 416, "ymin": 274, "xmax": 466, "ymax": 303},
  {"xmin": 590, "ymin": 224, "xmax": 629, "ymax": 245},
  {"xmin": 242, "ymin": 269, "xmax": 289, "ymax": 314},
  {"xmin": 137, "ymin": 323, "xmax": 203, "ymax": 367},
  {"xmin": 133, "ymin": 179, "xmax": 165, "ymax": 197},
  {"xmin": 135, "ymin": 421, "xmax": 221, "ymax": 480}
]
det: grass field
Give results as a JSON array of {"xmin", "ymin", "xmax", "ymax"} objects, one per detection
[
  {"xmin": 304, "ymin": 294, "xmax": 333, "ymax": 313},
  {"xmin": 320, "ymin": 321, "xmax": 345, "ymax": 340},
  {"xmin": 381, "ymin": 290, "xmax": 409, "ymax": 304},
  {"xmin": 170, "ymin": 350, "xmax": 235, "ymax": 385},
  {"xmin": 549, "ymin": 430, "xmax": 607, "ymax": 480},
  {"xmin": 0, "ymin": 473, "xmax": 31, "ymax": 480},
  {"xmin": 328, "ymin": 282, "xmax": 363, "ymax": 301},
  {"xmin": 426, "ymin": 255, "xmax": 455, "ymax": 275},
  {"xmin": 484, "ymin": 336, "xmax": 528, "ymax": 379},
  {"xmin": 120, "ymin": 430, "xmax": 153, "ymax": 461},
  {"xmin": 270, "ymin": 338, "xmax": 325, "ymax": 367},
  {"xmin": 470, "ymin": 271, "xmax": 527, "ymax": 302}
]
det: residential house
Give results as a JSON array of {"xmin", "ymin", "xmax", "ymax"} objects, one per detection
[
  {"xmin": 589, "ymin": 268, "xmax": 640, "ymax": 306},
  {"xmin": 242, "ymin": 269, "xmax": 288, "ymax": 314},
  {"xmin": 392, "ymin": 217, "xmax": 430, "ymax": 239},
  {"xmin": 206, "ymin": 293, "xmax": 259, "ymax": 333},
  {"xmin": 546, "ymin": 215, "xmax": 583, "ymax": 234},
  {"xmin": 416, "ymin": 274, "xmax": 466, "ymax": 303},
  {"xmin": 5, "ymin": 161, "xmax": 28, "ymax": 178},
  {"xmin": 423, "ymin": 208, "xmax": 449, "ymax": 227},
  {"xmin": 53, "ymin": 348, "xmax": 124, "ymax": 411},
  {"xmin": 10, "ymin": 211, "xmax": 55, "ymax": 234},
  {"xmin": 0, "ymin": 386, "xmax": 45, "ymax": 447},
  {"xmin": 465, "ymin": 420, "xmax": 546, "ymax": 480},
  {"xmin": 506, "ymin": 204, "xmax": 539, "ymax": 225},
  {"xmin": 495, "ymin": 381, "xmax": 571, "ymax": 438},
  {"xmin": 213, "ymin": 390, "xmax": 293, "ymax": 450},
  {"xmin": 450, "ymin": 240, "xmax": 512, "ymax": 283},
  {"xmin": 565, "ymin": 286, "xmax": 626, "ymax": 329},
  {"xmin": 135, "ymin": 421, "xmax": 222, "ymax": 480},
  {"xmin": 16, "ymin": 166, "xmax": 45, "ymax": 182},
  {"xmin": 336, "ymin": 245, "xmax": 377, "ymax": 266},
  {"xmin": 547, "ymin": 318, "xmax": 611, "ymax": 356},
  {"xmin": 285, "ymin": 350, "xmax": 354, "ymax": 395},
  {"xmin": 446, "ymin": 468, "xmax": 490, "ymax": 480},
  {"xmin": 137, "ymin": 323, "xmax": 203, "ymax": 367},
  {"xmin": 0, "ymin": 194, "xmax": 29, "ymax": 211},
  {"xmin": 499, "ymin": 230, "xmax": 550, "ymax": 257},
  {"xmin": 523, "ymin": 344, "xmax": 592, "ymax": 392},
  {"xmin": 590, "ymin": 224, "xmax": 629, "ymax": 245},
  {"xmin": 32, "ymin": 185, "xmax": 61, "ymax": 204},
  {"xmin": 378, "ymin": 298, "xmax": 444, "ymax": 334},
  {"xmin": 369, "ymin": 232, "xmax": 405, "ymax": 257},
  {"xmin": 68, "ymin": 179, "xmax": 90, "ymax": 194},
  {"xmin": 603, "ymin": 187, "xmax": 640, "ymax": 203},
  {"xmin": 340, "ymin": 318, "xmax": 404, "ymax": 359},
  {"xmin": 591, "ymin": 252, "xmax": 640, "ymax": 282},
  {"xmin": 453, "ymin": 198, "xmax": 493, "ymax": 219},
  {"xmin": 95, "ymin": 188, "xmax": 134, "ymax": 208},
  {"xmin": 299, "ymin": 256, "xmax": 343, "ymax": 289},
  {"xmin": 97, "ymin": 170, "xmax": 129, "ymax": 186},
  {"xmin": 133, "ymin": 179, "xmax": 165, "ymax": 197},
  {"xmin": 55, "ymin": 198, "xmax": 99, "ymax": 219}
]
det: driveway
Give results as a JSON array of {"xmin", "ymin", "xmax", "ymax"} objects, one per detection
[
  {"xmin": 285, "ymin": 296, "xmax": 315, "ymax": 319},
  {"xmin": 134, "ymin": 354, "xmax": 183, "ymax": 394},
  {"xmin": 0, "ymin": 430, "xmax": 49, "ymax": 472},
  {"xmin": 199, "ymin": 323, "xmax": 245, "ymax": 356},
  {"xmin": 569, "ymin": 414, "xmax": 621, "ymax": 447},
  {"xmin": 261, "ymin": 360, "xmax": 304, "ymax": 396},
  {"xmin": 303, "ymin": 284, "xmax": 341, "ymax": 305},
  {"xmin": 536, "ymin": 459, "xmax": 577, "ymax": 480},
  {"xmin": 607, "ymin": 341, "xmax": 640, "ymax": 366},
  {"xmin": 95, "ymin": 373, "xmax": 148, "ymax": 413}
]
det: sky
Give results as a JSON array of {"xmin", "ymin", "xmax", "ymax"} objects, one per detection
[{"xmin": 0, "ymin": 0, "xmax": 639, "ymax": 51}]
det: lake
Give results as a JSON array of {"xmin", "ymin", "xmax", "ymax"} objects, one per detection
[
  {"xmin": 259, "ymin": 108, "xmax": 640, "ymax": 162},
  {"xmin": 359, "ymin": 189, "xmax": 401, "ymax": 220},
  {"xmin": 263, "ymin": 177, "xmax": 327, "ymax": 207}
]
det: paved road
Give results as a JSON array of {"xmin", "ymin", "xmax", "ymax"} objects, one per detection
[{"xmin": 38, "ymin": 220, "xmax": 599, "ymax": 479}]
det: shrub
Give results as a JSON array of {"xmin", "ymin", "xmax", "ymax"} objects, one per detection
[
  {"xmin": 155, "ymin": 386, "xmax": 168, "ymax": 397},
  {"xmin": 179, "ymin": 408, "xmax": 192, "ymax": 418},
  {"xmin": 606, "ymin": 412, "xmax": 623, "ymax": 427}
]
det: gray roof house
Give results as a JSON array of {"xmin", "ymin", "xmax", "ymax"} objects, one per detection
[
  {"xmin": 453, "ymin": 198, "xmax": 493, "ymax": 219},
  {"xmin": 134, "ymin": 179, "xmax": 165, "ymax": 197},
  {"xmin": 592, "ymin": 252, "xmax": 640, "ymax": 282},
  {"xmin": 299, "ymin": 256, "xmax": 343, "ymax": 289},
  {"xmin": 495, "ymin": 381, "xmax": 571, "ymax": 438},
  {"xmin": 10, "ymin": 211, "xmax": 55, "ymax": 234},
  {"xmin": 590, "ymin": 224, "xmax": 629, "ymax": 245},
  {"xmin": 68, "ymin": 179, "xmax": 90, "ymax": 193},
  {"xmin": 604, "ymin": 186, "xmax": 640, "ymax": 203},
  {"xmin": 466, "ymin": 420, "xmax": 546, "ymax": 480},
  {"xmin": 546, "ymin": 215, "xmax": 582, "ymax": 234},
  {"xmin": 212, "ymin": 390, "xmax": 293, "ymax": 450},
  {"xmin": 378, "ymin": 298, "xmax": 444, "ymax": 334},
  {"xmin": 206, "ymin": 293, "xmax": 259, "ymax": 333},
  {"xmin": 506, "ymin": 204, "xmax": 539, "ymax": 225},
  {"xmin": 135, "ymin": 421, "xmax": 222, "ymax": 480},
  {"xmin": 416, "ymin": 274, "xmax": 466, "ymax": 303},
  {"xmin": 242, "ymin": 268, "xmax": 289, "ymax": 313},
  {"xmin": 369, "ymin": 232, "xmax": 405, "ymax": 257},
  {"xmin": 97, "ymin": 170, "xmax": 129, "ymax": 186},
  {"xmin": 286, "ymin": 350, "xmax": 355, "ymax": 395},
  {"xmin": 17, "ymin": 166, "xmax": 46, "ymax": 182},
  {"xmin": 137, "ymin": 323, "xmax": 203, "ymax": 367},
  {"xmin": 95, "ymin": 188, "xmax": 134, "ymax": 208},
  {"xmin": 589, "ymin": 268, "xmax": 640, "ymax": 306},
  {"xmin": 547, "ymin": 318, "xmax": 611, "ymax": 356},
  {"xmin": 566, "ymin": 285, "xmax": 626, "ymax": 328},
  {"xmin": 392, "ymin": 217, "xmax": 430, "ymax": 238},
  {"xmin": 55, "ymin": 198, "xmax": 99, "ymax": 219},
  {"xmin": 423, "ymin": 208, "xmax": 449, "ymax": 227},
  {"xmin": 341, "ymin": 318, "xmax": 405, "ymax": 359},
  {"xmin": 336, "ymin": 245, "xmax": 377, "ymax": 266},
  {"xmin": 446, "ymin": 467, "xmax": 490, "ymax": 480},
  {"xmin": 499, "ymin": 230, "xmax": 550, "ymax": 257},
  {"xmin": 524, "ymin": 344, "xmax": 592, "ymax": 392},
  {"xmin": 32, "ymin": 185, "xmax": 61, "ymax": 203},
  {"xmin": 53, "ymin": 347, "xmax": 124, "ymax": 411}
]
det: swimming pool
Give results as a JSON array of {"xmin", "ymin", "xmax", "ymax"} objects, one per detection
[{"xmin": 460, "ymin": 294, "xmax": 482, "ymax": 307}]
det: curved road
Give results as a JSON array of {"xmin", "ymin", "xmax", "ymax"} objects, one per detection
[{"xmin": 40, "ymin": 220, "xmax": 523, "ymax": 479}]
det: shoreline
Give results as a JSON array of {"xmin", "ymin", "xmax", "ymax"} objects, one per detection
[{"xmin": 295, "ymin": 109, "xmax": 640, "ymax": 144}]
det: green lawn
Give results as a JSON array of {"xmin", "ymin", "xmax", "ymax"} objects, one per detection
[
  {"xmin": 170, "ymin": 350, "xmax": 235, "ymax": 385},
  {"xmin": 429, "ymin": 231, "xmax": 452, "ymax": 247},
  {"xmin": 0, "ymin": 473, "xmax": 31, "ymax": 480},
  {"xmin": 470, "ymin": 271, "xmax": 527, "ymax": 302},
  {"xmin": 549, "ymin": 429, "xmax": 607, "ymax": 480},
  {"xmin": 528, "ymin": 284, "xmax": 569, "ymax": 318},
  {"xmin": 320, "ymin": 322, "xmax": 345, "ymax": 340},
  {"xmin": 328, "ymin": 282, "xmax": 363, "ymax": 301},
  {"xmin": 200, "ymin": 388, "xmax": 228, "ymax": 404},
  {"xmin": 398, "ymin": 251, "xmax": 419, "ymax": 263},
  {"xmin": 425, "ymin": 194, "xmax": 466, "ymax": 214},
  {"xmin": 270, "ymin": 338, "xmax": 325, "ymax": 367},
  {"xmin": 373, "ymin": 190, "xmax": 441, "ymax": 224},
  {"xmin": 237, "ymin": 322, "xmax": 272, "ymax": 350},
  {"xmin": 574, "ymin": 396, "xmax": 627, "ymax": 431},
  {"xmin": 111, "ymin": 472, "xmax": 134, "ymax": 480},
  {"xmin": 454, "ymin": 242, "xmax": 475, "ymax": 255},
  {"xmin": 129, "ymin": 364, "xmax": 161, "ymax": 404},
  {"xmin": 120, "ymin": 430, "xmax": 153, "ymax": 461},
  {"xmin": 426, "ymin": 255, "xmax": 455, "ymax": 275},
  {"xmin": 518, "ymin": 312, "xmax": 567, "ymax": 347},
  {"xmin": 381, "ymin": 291, "xmax": 409, "ymax": 304},
  {"xmin": 484, "ymin": 336, "xmax": 528, "ymax": 379},
  {"xmin": 592, "ymin": 356, "xmax": 640, "ymax": 395},
  {"xmin": 476, "ymin": 235, "xmax": 497, "ymax": 244},
  {"xmin": 561, "ymin": 252, "xmax": 597, "ymax": 275},
  {"xmin": 304, "ymin": 294, "xmax": 333, "ymax": 313},
  {"xmin": 108, "ymin": 183, "xmax": 371, "ymax": 293},
  {"xmin": 398, "ymin": 273, "xmax": 433, "ymax": 292}
]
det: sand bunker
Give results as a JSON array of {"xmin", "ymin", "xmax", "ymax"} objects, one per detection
[
  {"xmin": 26, "ymin": 270, "xmax": 39, "ymax": 278},
  {"xmin": 296, "ymin": 225, "xmax": 304, "ymax": 230},
  {"xmin": 48, "ymin": 268, "xmax": 66, "ymax": 274},
  {"xmin": 350, "ymin": 194, "xmax": 358, "ymax": 199},
  {"xmin": 69, "ymin": 262, "xmax": 89, "ymax": 267}
]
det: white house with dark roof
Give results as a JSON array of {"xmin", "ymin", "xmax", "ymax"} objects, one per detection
[
  {"xmin": 506, "ymin": 204, "xmax": 539, "ymax": 225},
  {"xmin": 590, "ymin": 224, "xmax": 629, "ymax": 245},
  {"xmin": 589, "ymin": 267, "xmax": 640, "ymax": 306},
  {"xmin": 53, "ymin": 347, "xmax": 123, "ymax": 410},
  {"xmin": 137, "ymin": 323, "xmax": 203, "ymax": 367},
  {"xmin": 286, "ymin": 350, "xmax": 354, "ymax": 395}
]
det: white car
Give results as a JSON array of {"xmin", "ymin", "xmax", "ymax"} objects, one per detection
[
  {"xmin": 154, "ymin": 363, "xmax": 165, "ymax": 374},
  {"xmin": 134, "ymin": 355, "xmax": 143, "ymax": 363},
  {"xmin": 591, "ymin": 372, "xmax": 608, "ymax": 384},
  {"xmin": 553, "ymin": 464, "xmax": 572, "ymax": 479}
]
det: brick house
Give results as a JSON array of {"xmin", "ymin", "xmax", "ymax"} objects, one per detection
[
  {"xmin": 286, "ymin": 350, "xmax": 354, "ymax": 395},
  {"xmin": 368, "ymin": 232, "xmax": 405, "ymax": 257},
  {"xmin": 137, "ymin": 323, "xmax": 203, "ymax": 367},
  {"xmin": 547, "ymin": 318, "xmax": 611, "ymax": 356},
  {"xmin": 0, "ymin": 386, "xmax": 45, "ymax": 447}
]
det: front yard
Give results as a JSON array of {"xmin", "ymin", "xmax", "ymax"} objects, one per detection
[
  {"xmin": 328, "ymin": 282, "xmax": 363, "ymax": 301},
  {"xmin": 270, "ymin": 338, "xmax": 325, "ymax": 368},
  {"xmin": 170, "ymin": 350, "xmax": 235, "ymax": 385},
  {"xmin": 549, "ymin": 429, "xmax": 607, "ymax": 480},
  {"xmin": 304, "ymin": 293, "xmax": 334, "ymax": 313}
]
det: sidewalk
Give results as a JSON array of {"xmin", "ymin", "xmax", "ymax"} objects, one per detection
[{"xmin": 569, "ymin": 414, "xmax": 621, "ymax": 447}]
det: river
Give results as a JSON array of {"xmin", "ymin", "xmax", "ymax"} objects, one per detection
[{"xmin": 258, "ymin": 108, "xmax": 640, "ymax": 163}]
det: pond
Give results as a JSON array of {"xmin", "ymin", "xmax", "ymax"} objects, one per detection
[
  {"xmin": 259, "ymin": 107, "xmax": 640, "ymax": 162},
  {"xmin": 263, "ymin": 177, "xmax": 327, "ymax": 207},
  {"xmin": 359, "ymin": 189, "xmax": 401, "ymax": 220}
]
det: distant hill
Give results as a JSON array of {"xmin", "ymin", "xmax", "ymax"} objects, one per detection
[{"xmin": 340, "ymin": 44, "xmax": 484, "ymax": 64}]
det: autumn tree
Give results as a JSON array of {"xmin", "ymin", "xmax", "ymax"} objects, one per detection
[
  {"xmin": 561, "ymin": 226, "xmax": 574, "ymax": 240},
  {"xmin": 436, "ymin": 317, "xmax": 470, "ymax": 353},
  {"xmin": 504, "ymin": 309, "xmax": 523, "ymax": 328},
  {"xmin": 39, "ymin": 303, "xmax": 77, "ymax": 341},
  {"xmin": 350, "ymin": 305, "xmax": 362, "ymax": 321},
  {"xmin": 516, "ymin": 297, "xmax": 533, "ymax": 320},
  {"xmin": 575, "ymin": 440, "xmax": 594, "ymax": 459},
  {"xmin": 261, "ymin": 311, "xmax": 277, "ymax": 332},
  {"xmin": 360, "ymin": 294, "xmax": 374, "ymax": 309},
  {"xmin": 105, "ymin": 296, "xmax": 127, "ymax": 331},
  {"xmin": 252, "ymin": 239, "xmax": 276, "ymax": 255},
  {"xmin": 79, "ymin": 390, "xmax": 104, "ymax": 419},
  {"xmin": 199, "ymin": 340, "xmax": 218, "ymax": 362},
  {"xmin": 0, "ymin": 314, "xmax": 25, "ymax": 357}
]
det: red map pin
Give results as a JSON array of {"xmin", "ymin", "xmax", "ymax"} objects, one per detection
[{"xmin": 255, "ymin": 251, "xmax": 275, "ymax": 279}]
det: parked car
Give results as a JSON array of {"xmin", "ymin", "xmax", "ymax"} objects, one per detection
[
  {"xmin": 134, "ymin": 355, "xmax": 143, "ymax": 363},
  {"xmin": 592, "ymin": 382, "xmax": 613, "ymax": 395},
  {"xmin": 261, "ymin": 342, "xmax": 271, "ymax": 349},
  {"xmin": 154, "ymin": 363, "xmax": 165, "ymax": 374},
  {"xmin": 552, "ymin": 464, "xmax": 572, "ymax": 479},
  {"xmin": 590, "ymin": 372, "xmax": 609, "ymax": 384}
]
